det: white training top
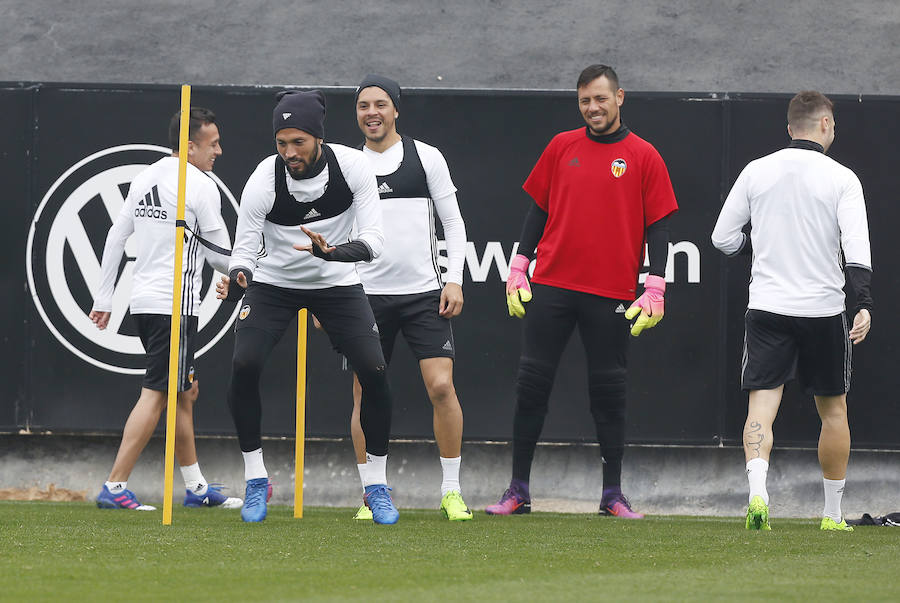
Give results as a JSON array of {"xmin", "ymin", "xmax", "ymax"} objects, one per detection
[
  {"xmin": 230, "ymin": 143, "xmax": 382, "ymax": 289},
  {"xmin": 92, "ymin": 156, "xmax": 229, "ymax": 317},
  {"xmin": 711, "ymin": 146, "xmax": 871, "ymax": 317},
  {"xmin": 356, "ymin": 138, "xmax": 467, "ymax": 295}
]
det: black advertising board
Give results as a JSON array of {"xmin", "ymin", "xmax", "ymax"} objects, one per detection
[
  {"xmin": 0, "ymin": 87, "xmax": 31, "ymax": 430},
  {"xmin": 8, "ymin": 82, "xmax": 900, "ymax": 448}
]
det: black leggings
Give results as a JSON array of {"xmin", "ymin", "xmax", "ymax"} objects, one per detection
[
  {"xmin": 512, "ymin": 283, "xmax": 630, "ymax": 488},
  {"xmin": 227, "ymin": 283, "xmax": 392, "ymax": 455}
]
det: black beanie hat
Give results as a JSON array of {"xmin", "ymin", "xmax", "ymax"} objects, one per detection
[
  {"xmin": 355, "ymin": 74, "xmax": 401, "ymax": 111},
  {"xmin": 273, "ymin": 90, "xmax": 326, "ymax": 138}
]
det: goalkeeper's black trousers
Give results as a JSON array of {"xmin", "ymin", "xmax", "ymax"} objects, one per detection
[
  {"xmin": 511, "ymin": 283, "xmax": 631, "ymax": 489},
  {"xmin": 227, "ymin": 282, "xmax": 392, "ymax": 455}
]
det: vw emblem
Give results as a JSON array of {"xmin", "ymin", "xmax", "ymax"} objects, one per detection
[{"xmin": 26, "ymin": 144, "xmax": 240, "ymax": 374}]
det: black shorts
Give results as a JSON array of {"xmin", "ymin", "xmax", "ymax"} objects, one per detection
[
  {"xmin": 741, "ymin": 309, "xmax": 851, "ymax": 396},
  {"xmin": 236, "ymin": 282, "xmax": 381, "ymax": 357},
  {"xmin": 368, "ymin": 290, "xmax": 454, "ymax": 364},
  {"xmin": 134, "ymin": 314, "xmax": 198, "ymax": 392}
]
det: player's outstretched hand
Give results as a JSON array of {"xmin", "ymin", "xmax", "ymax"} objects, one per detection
[
  {"xmin": 849, "ymin": 308, "xmax": 871, "ymax": 344},
  {"xmin": 294, "ymin": 226, "xmax": 336, "ymax": 256},
  {"xmin": 625, "ymin": 275, "xmax": 666, "ymax": 336},
  {"xmin": 440, "ymin": 283, "xmax": 464, "ymax": 318},
  {"xmin": 216, "ymin": 270, "xmax": 248, "ymax": 300},
  {"xmin": 506, "ymin": 254, "xmax": 532, "ymax": 318},
  {"xmin": 89, "ymin": 310, "xmax": 110, "ymax": 330}
]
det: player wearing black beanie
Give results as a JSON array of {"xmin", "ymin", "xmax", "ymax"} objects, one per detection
[
  {"xmin": 348, "ymin": 75, "xmax": 472, "ymax": 523},
  {"xmin": 220, "ymin": 88, "xmax": 401, "ymax": 525},
  {"xmin": 273, "ymin": 90, "xmax": 326, "ymax": 139}
]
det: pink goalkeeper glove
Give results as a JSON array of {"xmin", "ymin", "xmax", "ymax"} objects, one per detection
[
  {"xmin": 505, "ymin": 254, "xmax": 533, "ymax": 318},
  {"xmin": 624, "ymin": 274, "xmax": 665, "ymax": 336}
]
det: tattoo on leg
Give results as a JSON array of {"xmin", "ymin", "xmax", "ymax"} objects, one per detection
[{"xmin": 744, "ymin": 421, "xmax": 764, "ymax": 459}]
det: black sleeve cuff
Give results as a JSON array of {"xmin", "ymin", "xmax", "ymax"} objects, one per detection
[
  {"xmin": 224, "ymin": 267, "xmax": 253, "ymax": 302},
  {"xmin": 516, "ymin": 202, "xmax": 548, "ymax": 260},
  {"xmin": 646, "ymin": 216, "xmax": 671, "ymax": 277},
  {"xmin": 312, "ymin": 239, "xmax": 373, "ymax": 263},
  {"xmin": 845, "ymin": 264, "xmax": 873, "ymax": 315}
]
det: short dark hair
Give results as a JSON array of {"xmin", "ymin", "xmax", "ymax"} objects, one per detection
[
  {"xmin": 168, "ymin": 107, "xmax": 217, "ymax": 149},
  {"xmin": 787, "ymin": 91, "xmax": 834, "ymax": 132},
  {"xmin": 577, "ymin": 64, "xmax": 620, "ymax": 90}
]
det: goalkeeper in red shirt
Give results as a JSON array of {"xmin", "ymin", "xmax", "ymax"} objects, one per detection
[{"xmin": 486, "ymin": 65, "xmax": 678, "ymax": 518}]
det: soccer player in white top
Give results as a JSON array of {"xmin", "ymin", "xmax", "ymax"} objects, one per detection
[
  {"xmin": 216, "ymin": 90, "xmax": 400, "ymax": 524},
  {"xmin": 348, "ymin": 74, "xmax": 472, "ymax": 521},
  {"xmin": 712, "ymin": 91, "xmax": 872, "ymax": 532},
  {"xmin": 90, "ymin": 107, "xmax": 240, "ymax": 511}
]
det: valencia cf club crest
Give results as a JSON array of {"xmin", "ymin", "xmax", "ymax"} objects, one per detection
[
  {"xmin": 611, "ymin": 158, "xmax": 627, "ymax": 178},
  {"xmin": 239, "ymin": 305, "xmax": 252, "ymax": 320}
]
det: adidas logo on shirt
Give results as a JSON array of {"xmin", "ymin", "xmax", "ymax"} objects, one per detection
[
  {"xmin": 568, "ymin": 157, "xmax": 580, "ymax": 166},
  {"xmin": 303, "ymin": 207, "xmax": 322, "ymax": 220},
  {"xmin": 615, "ymin": 303, "xmax": 627, "ymax": 314},
  {"xmin": 442, "ymin": 340, "xmax": 453, "ymax": 351},
  {"xmin": 134, "ymin": 185, "xmax": 167, "ymax": 220},
  {"xmin": 377, "ymin": 182, "xmax": 393, "ymax": 195}
]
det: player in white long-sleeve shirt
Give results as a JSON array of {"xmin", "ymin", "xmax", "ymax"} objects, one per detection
[
  {"xmin": 90, "ymin": 107, "xmax": 240, "ymax": 511},
  {"xmin": 712, "ymin": 91, "xmax": 872, "ymax": 532},
  {"xmin": 345, "ymin": 75, "xmax": 471, "ymax": 521},
  {"xmin": 216, "ymin": 90, "xmax": 400, "ymax": 524}
]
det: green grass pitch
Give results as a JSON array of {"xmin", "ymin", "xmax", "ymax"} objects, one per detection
[{"xmin": 1, "ymin": 501, "xmax": 897, "ymax": 601}]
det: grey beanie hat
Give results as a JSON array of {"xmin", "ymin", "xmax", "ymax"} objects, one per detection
[{"xmin": 355, "ymin": 74, "xmax": 401, "ymax": 110}]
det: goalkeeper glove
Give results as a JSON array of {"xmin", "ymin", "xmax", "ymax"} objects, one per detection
[
  {"xmin": 625, "ymin": 274, "xmax": 665, "ymax": 336},
  {"xmin": 505, "ymin": 254, "xmax": 532, "ymax": 318}
]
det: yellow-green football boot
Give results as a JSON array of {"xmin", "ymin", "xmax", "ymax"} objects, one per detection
[
  {"xmin": 820, "ymin": 517, "xmax": 853, "ymax": 531},
  {"xmin": 440, "ymin": 490, "xmax": 474, "ymax": 521},
  {"xmin": 353, "ymin": 504, "xmax": 373, "ymax": 521},
  {"xmin": 745, "ymin": 495, "xmax": 771, "ymax": 530}
]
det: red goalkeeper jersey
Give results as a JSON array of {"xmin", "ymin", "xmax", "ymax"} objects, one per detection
[{"xmin": 523, "ymin": 127, "xmax": 678, "ymax": 300}]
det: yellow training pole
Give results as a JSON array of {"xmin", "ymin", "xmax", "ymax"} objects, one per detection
[
  {"xmin": 162, "ymin": 85, "xmax": 191, "ymax": 525},
  {"xmin": 294, "ymin": 309, "xmax": 308, "ymax": 518}
]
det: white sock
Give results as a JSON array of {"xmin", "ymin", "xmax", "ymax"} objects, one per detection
[
  {"xmin": 440, "ymin": 456, "xmax": 461, "ymax": 497},
  {"xmin": 242, "ymin": 448, "xmax": 268, "ymax": 481},
  {"xmin": 364, "ymin": 453, "xmax": 387, "ymax": 487},
  {"xmin": 746, "ymin": 458, "xmax": 769, "ymax": 505},
  {"xmin": 357, "ymin": 464, "xmax": 367, "ymax": 491},
  {"xmin": 105, "ymin": 481, "xmax": 126, "ymax": 494},
  {"xmin": 180, "ymin": 462, "xmax": 207, "ymax": 495},
  {"xmin": 823, "ymin": 478, "xmax": 845, "ymax": 522}
]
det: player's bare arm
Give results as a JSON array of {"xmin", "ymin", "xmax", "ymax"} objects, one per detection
[
  {"xmin": 294, "ymin": 224, "xmax": 374, "ymax": 262},
  {"xmin": 849, "ymin": 308, "xmax": 871, "ymax": 344},
  {"xmin": 294, "ymin": 225, "xmax": 336, "ymax": 254},
  {"xmin": 439, "ymin": 282, "xmax": 464, "ymax": 318},
  {"xmin": 215, "ymin": 271, "xmax": 248, "ymax": 300},
  {"xmin": 89, "ymin": 310, "xmax": 110, "ymax": 330}
]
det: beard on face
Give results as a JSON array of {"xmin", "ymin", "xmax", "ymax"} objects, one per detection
[
  {"xmin": 587, "ymin": 110, "xmax": 619, "ymax": 136},
  {"xmin": 286, "ymin": 160, "xmax": 307, "ymax": 178},
  {"xmin": 365, "ymin": 130, "xmax": 388, "ymax": 144},
  {"xmin": 284, "ymin": 142, "xmax": 320, "ymax": 179}
]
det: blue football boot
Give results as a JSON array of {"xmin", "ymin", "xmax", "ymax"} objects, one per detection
[
  {"xmin": 241, "ymin": 478, "xmax": 270, "ymax": 522},
  {"xmin": 184, "ymin": 483, "xmax": 243, "ymax": 508},
  {"xmin": 364, "ymin": 484, "xmax": 399, "ymax": 525}
]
